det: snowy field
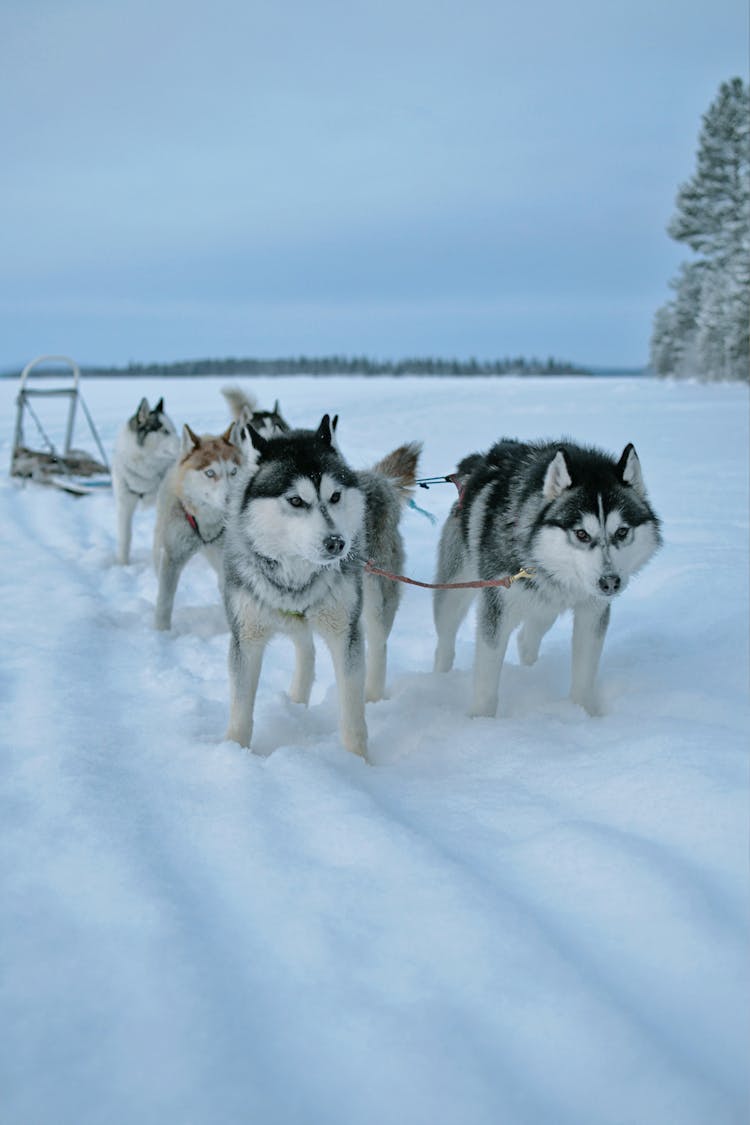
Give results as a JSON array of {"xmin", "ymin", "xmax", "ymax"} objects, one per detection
[{"xmin": 1, "ymin": 374, "xmax": 747, "ymax": 1125}]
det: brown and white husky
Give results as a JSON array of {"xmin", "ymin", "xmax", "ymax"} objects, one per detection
[{"xmin": 153, "ymin": 424, "xmax": 242, "ymax": 630}]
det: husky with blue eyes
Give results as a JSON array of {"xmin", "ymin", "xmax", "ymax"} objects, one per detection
[
  {"xmin": 433, "ymin": 438, "xmax": 662, "ymax": 719},
  {"xmin": 153, "ymin": 424, "xmax": 242, "ymax": 630},
  {"xmin": 223, "ymin": 415, "xmax": 420, "ymax": 759},
  {"xmin": 112, "ymin": 397, "xmax": 180, "ymax": 565}
]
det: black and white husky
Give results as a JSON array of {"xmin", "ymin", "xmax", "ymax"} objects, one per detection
[
  {"xmin": 223, "ymin": 416, "xmax": 420, "ymax": 759},
  {"xmin": 433, "ymin": 438, "xmax": 662, "ymax": 717},
  {"xmin": 112, "ymin": 398, "xmax": 179, "ymax": 564}
]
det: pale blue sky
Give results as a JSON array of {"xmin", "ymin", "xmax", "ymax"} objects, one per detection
[{"xmin": 1, "ymin": 0, "xmax": 746, "ymax": 368}]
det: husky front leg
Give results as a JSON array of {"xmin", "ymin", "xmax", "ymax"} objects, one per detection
[
  {"xmin": 517, "ymin": 604, "xmax": 558, "ymax": 666},
  {"xmin": 154, "ymin": 548, "xmax": 188, "ymax": 630},
  {"xmin": 471, "ymin": 588, "xmax": 512, "ymax": 717},
  {"xmin": 570, "ymin": 600, "xmax": 611, "ymax": 715},
  {"xmin": 225, "ymin": 632, "xmax": 266, "ymax": 747},
  {"xmin": 289, "ymin": 628, "xmax": 315, "ymax": 705},
  {"xmin": 434, "ymin": 586, "xmax": 475, "ymax": 672},
  {"xmin": 433, "ymin": 514, "xmax": 473, "ymax": 672},
  {"xmin": 116, "ymin": 487, "xmax": 139, "ymax": 565},
  {"xmin": 319, "ymin": 618, "xmax": 368, "ymax": 759},
  {"xmin": 363, "ymin": 609, "xmax": 388, "ymax": 702},
  {"xmin": 363, "ymin": 576, "xmax": 398, "ymax": 702}
]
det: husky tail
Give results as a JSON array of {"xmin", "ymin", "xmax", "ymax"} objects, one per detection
[
  {"xmin": 221, "ymin": 384, "xmax": 258, "ymax": 423},
  {"xmin": 370, "ymin": 441, "xmax": 422, "ymax": 504}
]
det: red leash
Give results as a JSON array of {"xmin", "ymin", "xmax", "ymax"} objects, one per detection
[{"xmin": 363, "ymin": 560, "xmax": 535, "ymax": 590}]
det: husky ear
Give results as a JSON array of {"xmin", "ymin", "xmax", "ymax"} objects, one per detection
[
  {"xmin": 542, "ymin": 450, "xmax": 572, "ymax": 500},
  {"xmin": 618, "ymin": 443, "xmax": 646, "ymax": 497},
  {"xmin": 220, "ymin": 424, "xmax": 235, "ymax": 445},
  {"xmin": 232, "ymin": 423, "xmax": 264, "ymax": 470},
  {"xmin": 136, "ymin": 398, "xmax": 150, "ymax": 425},
  {"xmin": 228, "ymin": 420, "xmax": 244, "ymax": 449},
  {"xmin": 182, "ymin": 424, "xmax": 201, "ymax": 455},
  {"xmin": 154, "ymin": 397, "xmax": 164, "ymax": 415},
  {"xmin": 247, "ymin": 424, "xmax": 269, "ymax": 457},
  {"xmin": 316, "ymin": 414, "xmax": 333, "ymax": 446},
  {"xmin": 273, "ymin": 399, "xmax": 281, "ymax": 415}
]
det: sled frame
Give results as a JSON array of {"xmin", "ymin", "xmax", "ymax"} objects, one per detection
[{"xmin": 10, "ymin": 354, "xmax": 111, "ymax": 493}]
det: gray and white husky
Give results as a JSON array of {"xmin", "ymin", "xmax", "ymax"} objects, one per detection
[
  {"xmin": 433, "ymin": 438, "xmax": 662, "ymax": 717},
  {"xmin": 112, "ymin": 398, "xmax": 179, "ymax": 564},
  {"xmin": 153, "ymin": 424, "xmax": 242, "ymax": 630},
  {"xmin": 223, "ymin": 415, "xmax": 420, "ymax": 758},
  {"xmin": 221, "ymin": 384, "xmax": 290, "ymax": 440}
]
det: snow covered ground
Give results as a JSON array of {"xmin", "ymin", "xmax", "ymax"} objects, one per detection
[{"xmin": 1, "ymin": 374, "xmax": 747, "ymax": 1125}]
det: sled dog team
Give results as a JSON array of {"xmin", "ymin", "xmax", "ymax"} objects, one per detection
[{"xmin": 112, "ymin": 387, "xmax": 662, "ymax": 760}]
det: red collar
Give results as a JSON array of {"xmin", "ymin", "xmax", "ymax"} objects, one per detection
[{"xmin": 182, "ymin": 504, "xmax": 224, "ymax": 545}]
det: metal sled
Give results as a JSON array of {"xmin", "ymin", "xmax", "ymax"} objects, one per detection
[{"xmin": 10, "ymin": 355, "xmax": 111, "ymax": 495}]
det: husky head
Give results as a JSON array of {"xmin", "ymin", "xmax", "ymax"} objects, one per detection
[
  {"xmin": 128, "ymin": 397, "xmax": 179, "ymax": 463},
  {"xmin": 223, "ymin": 384, "xmax": 290, "ymax": 442},
  {"xmin": 232, "ymin": 410, "xmax": 337, "ymax": 466},
  {"xmin": 532, "ymin": 442, "xmax": 662, "ymax": 599},
  {"xmin": 177, "ymin": 424, "xmax": 242, "ymax": 515},
  {"xmin": 230, "ymin": 401, "xmax": 291, "ymax": 447},
  {"xmin": 248, "ymin": 400, "xmax": 290, "ymax": 440},
  {"xmin": 237, "ymin": 415, "xmax": 364, "ymax": 567}
]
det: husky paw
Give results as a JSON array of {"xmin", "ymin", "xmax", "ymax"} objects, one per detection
[
  {"xmin": 365, "ymin": 681, "xmax": 387, "ymax": 704},
  {"xmin": 469, "ymin": 698, "xmax": 498, "ymax": 719},
  {"xmin": 516, "ymin": 627, "xmax": 540, "ymax": 666},
  {"xmin": 571, "ymin": 692, "xmax": 604, "ymax": 717},
  {"xmin": 225, "ymin": 725, "xmax": 252, "ymax": 748},
  {"xmin": 433, "ymin": 647, "xmax": 455, "ymax": 673},
  {"xmin": 342, "ymin": 726, "xmax": 368, "ymax": 759}
]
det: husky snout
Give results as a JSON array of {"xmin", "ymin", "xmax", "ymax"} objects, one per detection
[
  {"xmin": 598, "ymin": 573, "xmax": 622, "ymax": 596},
  {"xmin": 323, "ymin": 533, "xmax": 346, "ymax": 557}
]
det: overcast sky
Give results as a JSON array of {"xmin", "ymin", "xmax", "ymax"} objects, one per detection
[{"xmin": 1, "ymin": 0, "xmax": 746, "ymax": 369}]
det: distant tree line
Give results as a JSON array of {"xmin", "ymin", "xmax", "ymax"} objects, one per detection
[
  {"xmin": 651, "ymin": 78, "xmax": 749, "ymax": 381},
  {"xmin": 79, "ymin": 355, "xmax": 588, "ymax": 378}
]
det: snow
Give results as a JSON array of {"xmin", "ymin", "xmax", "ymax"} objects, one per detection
[{"xmin": 1, "ymin": 375, "xmax": 747, "ymax": 1125}]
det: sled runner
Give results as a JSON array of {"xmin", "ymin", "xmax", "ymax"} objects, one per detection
[{"xmin": 10, "ymin": 355, "xmax": 111, "ymax": 495}]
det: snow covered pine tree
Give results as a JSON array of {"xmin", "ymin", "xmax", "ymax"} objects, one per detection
[{"xmin": 651, "ymin": 77, "xmax": 749, "ymax": 381}]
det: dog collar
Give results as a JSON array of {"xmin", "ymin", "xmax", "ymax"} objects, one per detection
[{"xmin": 182, "ymin": 505, "xmax": 224, "ymax": 545}]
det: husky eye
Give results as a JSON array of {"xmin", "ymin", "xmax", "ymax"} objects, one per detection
[
  {"xmin": 329, "ymin": 491, "xmax": 341, "ymax": 504},
  {"xmin": 575, "ymin": 528, "xmax": 591, "ymax": 543},
  {"xmin": 614, "ymin": 525, "xmax": 630, "ymax": 541},
  {"xmin": 288, "ymin": 495, "xmax": 304, "ymax": 508},
  {"xmin": 205, "ymin": 469, "xmax": 216, "ymax": 479},
  {"xmin": 229, "ymin": 466, "xmax": 238, "ymax": 477}
]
